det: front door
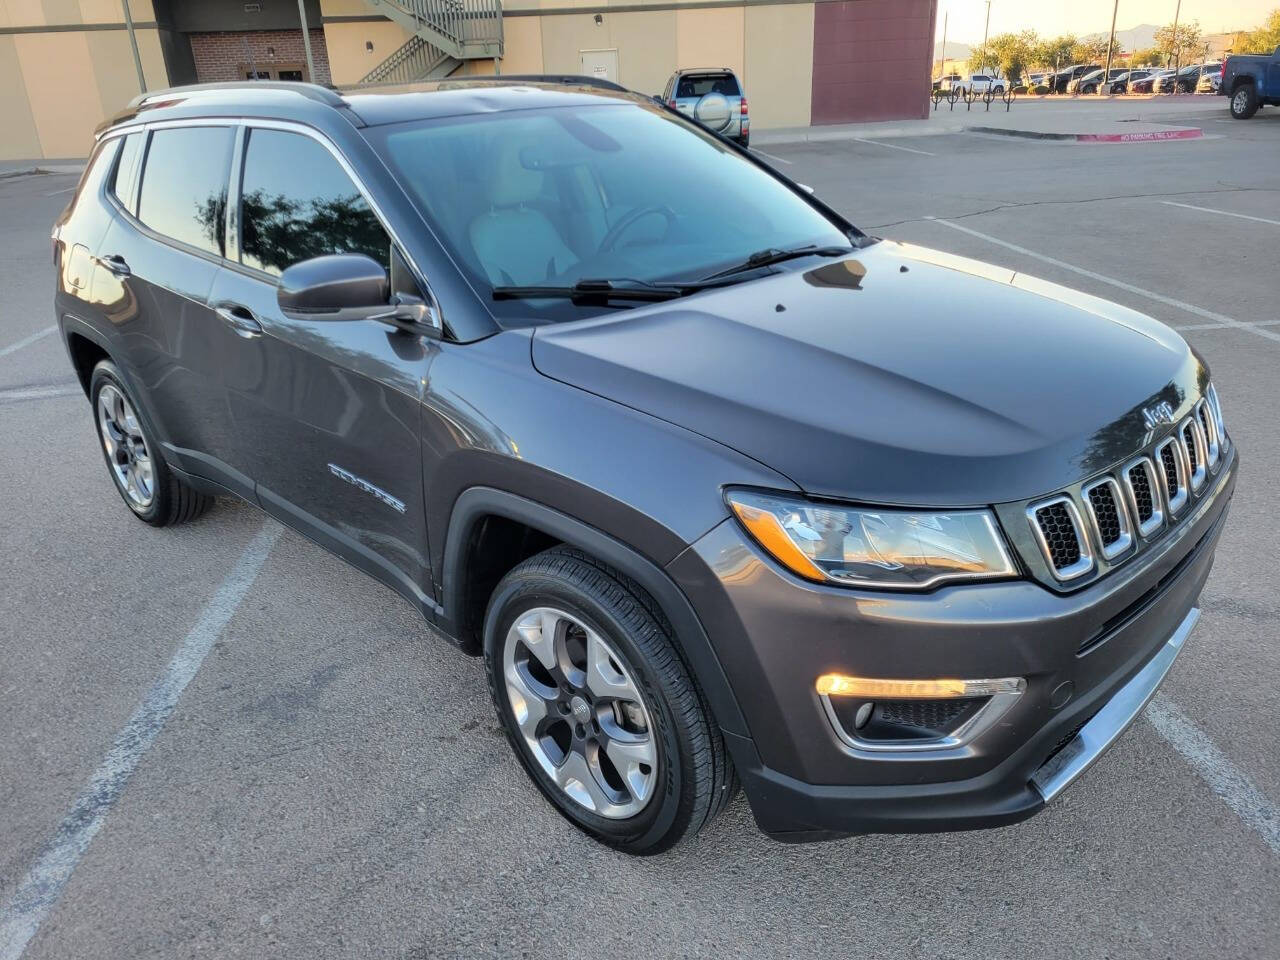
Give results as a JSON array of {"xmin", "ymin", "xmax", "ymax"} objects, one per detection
[
  {"xmin": 209, "ymin": 125, "xmax": 434, "ymax": 610},
  {"xmin": 579, "ymin": 48, "xmax": 619, "ymax": 83}
]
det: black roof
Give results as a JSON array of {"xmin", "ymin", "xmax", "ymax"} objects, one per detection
[{"xmin": 101, "ymin": 77, "xmax": 641, "ymax": 135}]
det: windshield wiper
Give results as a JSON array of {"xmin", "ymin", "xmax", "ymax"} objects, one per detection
[
  {"xmin": 698, "ymin": 244, "xmax": 852, "ymax": 281},
  {"xmin": 493, "ymin": 278, "xmax": 727, "ymax": 304}
]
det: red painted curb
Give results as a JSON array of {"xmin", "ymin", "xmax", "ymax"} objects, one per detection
[{"xmin": 1076, "ymin": 128, "xmax": 1203, "ymax": 143}]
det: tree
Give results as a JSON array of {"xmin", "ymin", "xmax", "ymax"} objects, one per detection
[
  {"xmin": 1031, "ymin": 34, "xmax": 1077, "ymax": 71},
  {"xmin": 1129, "ymin": 46, "xmax": 1163, "ymax": 66},
  {"xmin": 1239, "ymin": 9, "xmax": 1280, "ymax": 54},
  {"xmin": 1154, "ymin": 20, "xmax": 1203, "ymax": 68},
  {"xmin": 1072, "ymin": 35, "xmax": 1118, "ymax": 64},
  {"xmin": 981, "ymin": 30, "xmax": 1038, "ymax": 83}
]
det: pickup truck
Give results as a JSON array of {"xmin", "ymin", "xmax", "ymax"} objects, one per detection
[{"xmin": 1222, "ymin": 45, "xmax": 1280, "ymax": 118}]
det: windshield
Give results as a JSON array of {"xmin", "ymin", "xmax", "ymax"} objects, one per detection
[{"xmin": 370, "ymin": 101, "xmax": 852, "ymax": 323}]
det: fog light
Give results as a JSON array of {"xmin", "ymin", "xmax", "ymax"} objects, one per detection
[{"xmin": 815, "ymin": 674, "xmax": 1025, "ymax": 699}]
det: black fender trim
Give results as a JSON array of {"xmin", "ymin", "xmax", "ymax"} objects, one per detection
[{"xmin": 442, "ymin": 487, "xmax": 750, "ymax": 739}]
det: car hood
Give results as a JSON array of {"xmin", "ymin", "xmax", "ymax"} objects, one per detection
[{"xmin": 531, "ymin": 240, "xmax": 1205, "ymax": 507}]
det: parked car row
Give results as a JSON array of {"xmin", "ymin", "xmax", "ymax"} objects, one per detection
[{"xmin": 936, "ymin": 62, "xmax": 1224, "ymax": 98}]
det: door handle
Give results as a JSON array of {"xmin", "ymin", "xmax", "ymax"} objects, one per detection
[
  {"xmin": 92, "ymin": 253, "xmax": 131, "ymax": 278},
  {"xmin": 213, "ymin": 302, "xmax": 263, "ymax": 338}
]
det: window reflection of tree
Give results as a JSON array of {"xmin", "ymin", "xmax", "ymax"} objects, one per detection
[
  {"xmin": 240, "ymin": 190, "xmax": 388, "ymax": 276},
  {"xmin": 194, "ymin": 192, "xmax": 228, "ymax": 256}
]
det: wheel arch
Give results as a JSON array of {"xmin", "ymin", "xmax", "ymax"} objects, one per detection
[
  {"xmin": 440, "ymin": 486, "xmax": 750, "ymax": 739},
  {"xmin": 62, "ymin": 319, "xmax": 112, "ymax": 397}
]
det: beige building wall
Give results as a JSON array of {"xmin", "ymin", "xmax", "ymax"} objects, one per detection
[
  {"xmin": 744, "ymin": 2, "xmax": 813, "ymax": 128},
  {"xmin": 322, "ymin": 18, "xmax": 413, "ymax": 85}
]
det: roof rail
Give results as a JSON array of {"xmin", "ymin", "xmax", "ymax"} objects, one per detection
[
  {"xmin": 436, "ymin": 74, "xmax": 631, "ymax": 93},
  {"xmin": 126, "ymin": 80, "xmax": 346, "ymax": 110}
]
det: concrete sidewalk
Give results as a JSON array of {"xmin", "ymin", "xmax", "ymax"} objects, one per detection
[
  {"xmin": 0, "ymin": 159, "xmax": 85, "ymax": 180},
  {"xmin": 755, "ymin": 94, "xmax": 1226, "ymax": 146}
]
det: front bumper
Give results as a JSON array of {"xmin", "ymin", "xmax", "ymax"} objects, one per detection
[{"xmin": 668, "ymin": 450, "xmax": 1235, "ymax": 841}]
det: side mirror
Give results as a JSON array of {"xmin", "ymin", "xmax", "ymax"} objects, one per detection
[{"xmin": 278, "ymin": 253, "xmax": 389, "ymax": 316}]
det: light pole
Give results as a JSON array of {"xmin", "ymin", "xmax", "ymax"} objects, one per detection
[
  {"xmin": 297, "ymin": 0, "xmax": 317, "ymax": 82},
  {"xmin": 1102, "ymin": 0, "xmax": 1119, "ymax": 95},
  {"xmin": 1168, "ymin": 0, "xmax": 1182, "ymax": 91},
  {"xmin": 939, "ymin": 10, "xmax": 948, "ymax": 83},
  {"xmin": 981, "ymin": 1, "xmax": 992, "ymax": 76},
  {"xmin": 121, "ymin": 0, "xmax": 146, "ymax": 94}
]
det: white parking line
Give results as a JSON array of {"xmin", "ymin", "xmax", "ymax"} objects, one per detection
[
  {"xmin": 1145, "ymin": 694, "xmax": 1280, "ymax": 856},
  {"xmin": 926, "ymin": 217, "xmax": 1280, "ymax": 344},
  {"xmin": 0, "ymin": 384, "xmax": 82, "ymax": 404},
  {"xmin": 44, "ymin": 186, "xmax": 76, "ymax": 197},
  {"xmin": 852, "ymin": 138, "xmax": 936, "ymax": 156},
  {"xmin": 751, "ymin": 148, "xmax": 793, "ymax": 165},
  {"xmin": 0, "ymin": 522, "xmax": 281, "ymax": 960},
  {"xmin": 1161, "ymin": 200, "xmax": 1280, "ymax": 227},
  {"xmin": 0, "ymin": 326, "xmax": 56, "ymax": 360}
]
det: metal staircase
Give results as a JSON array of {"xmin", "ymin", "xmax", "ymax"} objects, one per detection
[{"xmin": 357, "ymin": 0, "xmax": 503, "ymax": 85}]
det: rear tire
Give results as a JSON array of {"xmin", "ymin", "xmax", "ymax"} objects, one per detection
[
  {"xmin": 483, "ymin": 546, "xmax": 737, "ymax": 854},
  {"xmin": 89, "ymin": 359, "xmax": 213, "ymax": 526},
  {"xmin": 1230, "ymin": 84, "xmax": 1258, "ymax": 119}
]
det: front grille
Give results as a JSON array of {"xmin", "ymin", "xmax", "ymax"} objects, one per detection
[
  {"xmin": 1035, "ymin": 502, "xmax": 1082, "ymax": 570},
  {"xmin": 1023, "ymin": 388, "xmax": 1227, "ymax": 587}
]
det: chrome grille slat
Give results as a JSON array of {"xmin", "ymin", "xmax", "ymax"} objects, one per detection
[
  {"xmin": 1026, "ymin": 496, "xmax": 1094, "ymax": 581},
  {"xmin": 1122, "ymin": 456, "xmax": 1165, "ymax": 539},
  {"xmin": 1181, "ymin": 417, "xmax": 1207, "ymax": 493},
  {"xmin": 1195, "ymin": 398, "xmax": 1220, "ymax": 469},
  {"xmin": 1156, "ymin": 436, "xmax": 1189, "ymax": 516},
  {"xmin": 1082, "ymin": 477, "xmax": 1133, "ymax": 560}
]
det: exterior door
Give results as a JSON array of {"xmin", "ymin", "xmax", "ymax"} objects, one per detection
[
  {"xmin": 580, "ymin": 49, "xmax": 619, "ymax": 83},
  {"xmin": 210, "ymin": 125, "xmax": 433, "ymax": 609},
  {"xmin": 91, "ymin": 124, "xmax": 254, "ymax": 499}
]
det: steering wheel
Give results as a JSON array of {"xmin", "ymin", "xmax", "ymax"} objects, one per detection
[{"xmin": 599, "ymin": 205, "xmax": 676, "ymax": 253}]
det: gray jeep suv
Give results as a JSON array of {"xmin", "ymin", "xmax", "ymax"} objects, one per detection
[{"xmin": 53, "ymin": 79, "xmax": 1236, "ymax": 854}]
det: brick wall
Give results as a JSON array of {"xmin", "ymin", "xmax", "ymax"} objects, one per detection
[
  {"xmin": 189, "ymin": 29, "xmax": 332, "ymax": 85},
  {"xmin": 810, "ymin": 0, "xmax": 936, "ymax": 124}
]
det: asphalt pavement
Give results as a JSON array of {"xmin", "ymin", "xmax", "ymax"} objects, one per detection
[{"xmin": 2, "ymin": 103, "xmax": 1278, "ymax": 959}]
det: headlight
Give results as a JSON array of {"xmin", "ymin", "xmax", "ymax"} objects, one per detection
[{"xmin": 725, "ymin": 490, "xmax": 1017, "ymax": 590}]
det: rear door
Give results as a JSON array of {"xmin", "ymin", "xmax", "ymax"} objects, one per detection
[
  {"xmin": 207, "ymin": 124, "xmax": 433, "ymax": 609},
  {"xmin": 90, "ymin": 123, "xmax": 251, "ymax": 497}
]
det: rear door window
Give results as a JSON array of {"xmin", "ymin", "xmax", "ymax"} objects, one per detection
[
  {"xmin": 137, "ymin": 126, "xmax": 234, "ymax": 257},
  {"xmin": 676, "ymin": 73, "xmax": 740, "ymax": 98},
  {"xmin": 238, "ymin": 127, "xmax": 390, "ymax": 277}
]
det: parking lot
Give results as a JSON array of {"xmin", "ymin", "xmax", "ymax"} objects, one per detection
[{"xmin": 2, "ymin": 102, "xmax": 1278, "ymax": 959}]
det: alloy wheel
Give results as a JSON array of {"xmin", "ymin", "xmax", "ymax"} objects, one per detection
[
  {"xmin": 502, "ymin": 606, "xmax": 658, "ymax": 819},
  {"xmin": 1232, "ymin": 89, "xmax": 1248, "ymax": 113},
  {"xmin": 97, "ymin": 382, "xmax": 154, "ymax": 507}
]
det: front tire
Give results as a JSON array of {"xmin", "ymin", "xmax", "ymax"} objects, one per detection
[
  {"xmin": 89, "ymin": 359, "xmax": 212, "ymax": 526},
  {"xmin": 1230, "ymin": 84, "xmax": 1258, "ymax": 119},
  {"xmin": 484, "ymin": 547, "xmax": 736, "ymax": 854}
]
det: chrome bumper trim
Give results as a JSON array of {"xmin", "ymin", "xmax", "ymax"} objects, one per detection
[{"xmin": 1031, "ymin": 606, "xmax": 1199, "ymax": 803}]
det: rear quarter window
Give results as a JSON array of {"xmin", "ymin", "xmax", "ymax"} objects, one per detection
[
  {"xmin": 110, "ymin": 132, "xmax": 144, "ymax": 214},
  {"xmin": 137, "ymin": 126, "xmax": 235, "ymax": 257}
]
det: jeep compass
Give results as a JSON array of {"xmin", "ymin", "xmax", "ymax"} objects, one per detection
[{"xmin": 52, "ymin": 79, "xmax": 1237, "ymax": 854}]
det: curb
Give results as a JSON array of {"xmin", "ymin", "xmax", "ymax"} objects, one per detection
[{"xmin": 966, "ymin": 125, "xmax": 1204, "ymax": 143}]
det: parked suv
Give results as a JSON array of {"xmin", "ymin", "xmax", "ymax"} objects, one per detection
[
  {"xmin": 661, "ymin": 67, "xmax": 748, "ymax": 146},
  {"xmin": 54, "ymin": 80, "xmax": 1236, "ymax": 854}
]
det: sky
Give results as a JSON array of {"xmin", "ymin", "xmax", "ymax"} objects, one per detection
[{"xmin": 935, "ymin": 0, "xmax": 1274, "ymax": 46}]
